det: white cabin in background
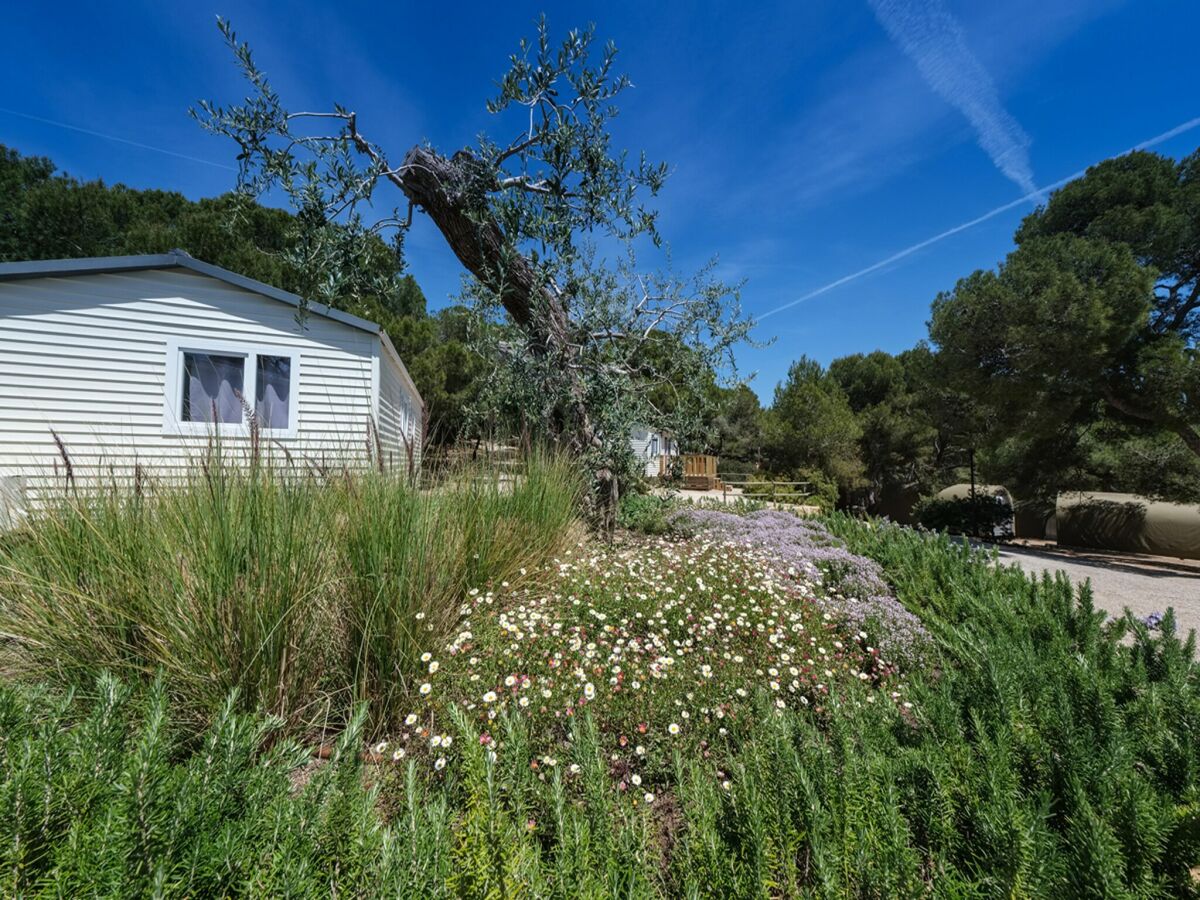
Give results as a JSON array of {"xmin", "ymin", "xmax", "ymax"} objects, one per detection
[
  {"xmin": 630, "ymin": 426, "xmax": 678, "ymax": 478},
  {"xmin": 0, "ymin": 250, "xmax": 423, "ymax": 523}
]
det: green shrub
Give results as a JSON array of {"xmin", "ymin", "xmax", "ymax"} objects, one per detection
[
  {"xmin": 913, "ymin": 492, "xmax": 1012, "ymax": 537},
  {"xmin": 0, "ymin": 676, "xmax": 399, "ymax": 897},
  {"xmin": 798, "ymin": 468, "xmax": 841, "ymax": 512},
  {"xmin": 820, "ymin": 514, "xmax": 1200, "ymax": 894},
  {"xmin": 615, "ymin": 491, "xmax": 676, "ymax": 534},
  {"xmin": 0, "ymin": 451, "xmax": 580, "ymax": 733}
]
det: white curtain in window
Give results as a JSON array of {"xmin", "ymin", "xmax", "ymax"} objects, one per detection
[
  {"xmin": 255, "ymin": 355, "xmax": 291, "ymax": 429},
  {"xmin": 183, "ymin": 352, "xmax": 244, "ymax": 424}
]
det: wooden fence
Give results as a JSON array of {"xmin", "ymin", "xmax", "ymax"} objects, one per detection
[{"xmin": 720, "ymin": 480, "xmax": 813, "ymax": 506}]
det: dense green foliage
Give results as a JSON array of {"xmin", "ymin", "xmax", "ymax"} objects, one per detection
[
  {"xmin": 746, "ymin": 345, "xmax": 987, "ymax": 515},
  {"xmin": 3, "ymin": 506, "xmax": 1197, "ymax": 895},
  {"xmin": 829, "ymin": 352, "xmax": 931, "ymax": 494},
  {"xmin": 0, "ymin": 453, "xmax": 579, "ymax": 733},
  {"xmin": 828, "ymin": 349, "xmax": 946, "ymax": 509},
  {"xmin": 826, "ymin": 516, "xmax": 1200, "ymax": 895},
  {"xmin": 930, "ymin": 149, "xmax": 1200, "ymax": 504},
  {"xmin": 0, "ymin": 680, "xmax": 414, "ymax": 897},
  {"xmin": 0, "ymin": 146, "xmax": 412, "ymax": 314},
  {"xmin": 0, "ymin": 673, "xmax": 670, "ymax": 897},
  {"xmin": 912, "ymin": 493, "xmax": 1013, "ymax": 537},
  {"xmin": 760, "ymin": 349, "xmax": 984, "ymax": 513},
  {"xmin": 763, "ymin": 356, "xmax": 864, "ymax": 496},
  {"xmin": 707, "ymin": 383, "xmax": 766, "ymax": 467},
  {"xmin": 387, "ymin": 305, "xmax": 491, "ymax": 444},
  {"xmin": 615, "ymin": 491, "xmax": 676, "ymax": 534}
]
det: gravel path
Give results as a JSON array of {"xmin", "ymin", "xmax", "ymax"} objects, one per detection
[{"xmin": 991, "ymin": 545, "xmax": 1200, "ymax": 635}]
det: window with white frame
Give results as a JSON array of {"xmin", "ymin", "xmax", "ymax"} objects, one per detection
[{"xmin": 164, "ymin": 340, "xmax": 299, "ymax": 436}]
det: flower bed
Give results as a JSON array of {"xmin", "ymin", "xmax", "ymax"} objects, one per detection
[
  {"xmin": 673, "ymin": 508, "xmax": 933, "ymax": 665},
  {"xmin": 382, "ymin": 531, "xmax": 915, "ymax": 798}
]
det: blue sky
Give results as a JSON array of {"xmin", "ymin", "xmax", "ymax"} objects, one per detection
[{"xmin": 3, "ymin": 0, "xmax": 1198, "ymax": 402}]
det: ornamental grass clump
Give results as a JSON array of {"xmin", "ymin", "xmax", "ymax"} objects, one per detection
[
  {"xmin": 672, "ymin": 508, "xmax": 933, "ymax": 666},
  {"xmin": 339, "ymin": 451, "xmax": 581, "ymax": 727},
  {"xmin": 0, "ymin": 450, "xmax": 580, "ymax": 733}
]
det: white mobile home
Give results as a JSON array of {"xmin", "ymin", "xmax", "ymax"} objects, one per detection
[
  {"xmin": 0, "ymin": 250, "xmax": 423, "ymax": 520},
  {"xmin": 630, "ymin": 426, "xmax": 678, "ymax": 478}
]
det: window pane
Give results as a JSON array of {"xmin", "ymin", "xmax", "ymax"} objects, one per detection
[
  {"xmin": 182, "ymin": 352, "xmax": 245, "ymax": 424},
  {"xmin": 255, "ymin": 355, "xmax": 291, "ymax": 429}
]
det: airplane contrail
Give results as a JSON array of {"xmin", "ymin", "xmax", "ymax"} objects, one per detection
[
  {"xmin": 756, "ymin": 114, "xmax": 1200, "ymax": 322},
  {"xmin": 869, "ymin": 0, "xmax": 1037, "ymax": 196},
  {"xmin": 0, "ymin": 107, "xmax": 236, "ymax": 171}
]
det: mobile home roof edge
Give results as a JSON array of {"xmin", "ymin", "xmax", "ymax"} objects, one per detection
[
  {"xmin": 378, "ymin": 330, "xmax": 424, "ymax": 409},
  {"xmin": 0, "ymin": 249, "xmax": 383, "ymax": 336}
]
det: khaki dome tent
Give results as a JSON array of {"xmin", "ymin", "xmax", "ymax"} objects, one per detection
[{"xmin": 1056, "ymin": 492, "xmax": 1200, "ymax": 560}]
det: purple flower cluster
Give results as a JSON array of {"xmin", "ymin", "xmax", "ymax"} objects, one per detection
[{"xmin": 672, "ymin": 508, "xmax": 933, "ymax": 665}]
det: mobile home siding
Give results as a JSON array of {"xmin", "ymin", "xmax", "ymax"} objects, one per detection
[
  {"xmin": 376, "ymin": 342, "xmax": 423, "ymax": 473},
  {"xmin": 630, "ymin": 427, "xmax": 676, "ymax": 478},
  {"xmin": 0, "ymin": 268, "xmax": 397, "ymax": 506}
]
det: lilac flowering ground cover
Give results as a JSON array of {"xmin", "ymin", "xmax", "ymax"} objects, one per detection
[{"xmin": 671, "ymin": 508, "xmax": 933, "ymax": 665}]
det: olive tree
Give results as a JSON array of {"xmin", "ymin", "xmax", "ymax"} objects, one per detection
[{"xmin": 195, "ymin": 17, "xmax": 750, "ymax": 529}]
